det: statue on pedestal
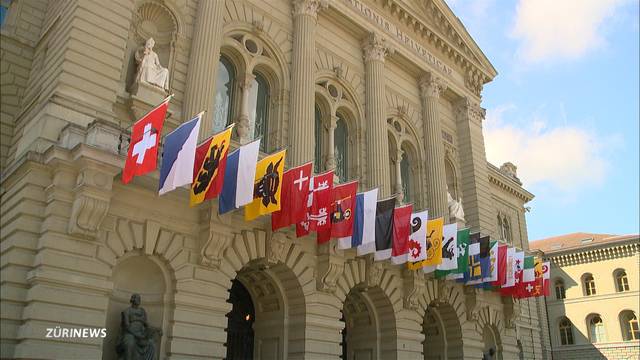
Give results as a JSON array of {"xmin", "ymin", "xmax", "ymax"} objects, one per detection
[
  {"xmin": 134, "ymin": 38, "xmax": 169, "ymax": 91},
  {"xmin": 447, "ymin": 191, "xmax": 465, "ymax": 223},
  {"xmin": 116, "ymin": 294, "xmax": 162, "ymax": 360}
]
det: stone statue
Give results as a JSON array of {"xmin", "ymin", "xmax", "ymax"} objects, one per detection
[
  {"xmin": 134, "ymin": 38, "xmax": 169, "ymax": 90},
  {"xmin": 447, "ymin": 191, "xmax": 465, "ymax": 222},
  {"xmin": 116, "ymin": 294, "xmax": 162, "ymax": 360}
]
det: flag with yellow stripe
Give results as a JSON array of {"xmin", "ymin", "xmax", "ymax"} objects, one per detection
[
  {"xmin": 245, "ymin": 150, "xmax": 286, "ymax": 221},
  {"xmin": 190, "ymin": 125, "xmax": 233, "ymax": 206}
]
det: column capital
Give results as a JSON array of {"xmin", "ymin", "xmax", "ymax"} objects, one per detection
[
  {"xmin": 362, "ymin": 32, "xmax": 394, "ymax": 63},
  {"xmin": 454, "ymin": 97, "xmax": 486, "ymax": 123},
  {"xmin": 419, "ymin": 72, "xmax": 448, "ymax": 99},
  {"xmin": 292, "ymin": 0, "xmax": 329, "ymax": 19}
]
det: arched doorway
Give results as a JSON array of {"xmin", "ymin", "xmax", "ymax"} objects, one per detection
[
  {"xmin": 224, "ymin": 261, "xmax": 306, "ymax": 360},
  {"xmin": 422, "ymin": 303, "xmax": 463, "ymax": 359},
  {"xmin": 225, "ymin": 279, "xmax": 255, "ymax": 359},
  {"xmin": 341, "ymin": 287, "xmax": 397, "ymax": 360},
  {"xmin": 482, "ymin": 324, "xmax": 502, "ymax": 360},
  {"xmin": 103, "ymin": 254, "xmax": 172, "ymax": 360}
]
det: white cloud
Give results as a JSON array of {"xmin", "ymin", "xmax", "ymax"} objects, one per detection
[
  {"xmin": 484, "ymin": 105, "xmax": 610, "ymax": 191},
  {"xmin": 511, "ymin": 0, "xmax": 630, "ymax": 62}
]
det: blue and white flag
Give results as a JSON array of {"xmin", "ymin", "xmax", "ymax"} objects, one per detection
[
  {"xmin": 356, "ymin": 188, "xmax": 378, "ymax": 256},
  {"xmin": 219, "ymin": 139, "xmax": 260, "ymax": 214},
  {"xmin": 158, "ymin": 113, "xmax": 201, "ymax": 195}
]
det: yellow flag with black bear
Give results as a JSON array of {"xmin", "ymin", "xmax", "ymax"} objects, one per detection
[{"xmin": 245, "ymin": 150, "xmax": 286, "ymax": 221}]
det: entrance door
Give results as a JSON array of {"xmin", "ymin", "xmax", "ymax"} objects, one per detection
[{"xmin": 226, "ymin": 279, "xmax": 255, "ymax": 360}]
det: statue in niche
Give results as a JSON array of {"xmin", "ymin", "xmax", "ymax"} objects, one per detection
[
  {"xmin": 447, "ymin": 190, "xmax": 465, "ymax": 222},
  {"xmin": 134, "ymin": 37, "xmax": 170, "ymax": 91},
  {"xmin": 116, "ymin": 293, "xmax": 162, "ymax": 360}
]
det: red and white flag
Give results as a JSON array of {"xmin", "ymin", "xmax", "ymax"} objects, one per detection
[
  {"xmin": 317, "ymin": 181, "xmax": 358, "ymax": 243},
  {"xmin": 122, "ymin": 97, "xmax": 171, "ymax": 184},
  {"xmin": 271, "ymin": 162, "xmax": 313, "ymax": 231},
  {"xmin": 296, "ymin": 171, "xmax": 333, "ymax": 238},
  {"xmin": 391, "ymin": 204, "xmax": 413, "ymax": 264}
]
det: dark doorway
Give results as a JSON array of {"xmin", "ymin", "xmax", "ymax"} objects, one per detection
[
  {"xmin": 225, "ymin": 279, "xmax": 255, "ymax": 360},
  {"xmin": 340, "ymin": 311, "xmax": 347, "ymax": 360}
]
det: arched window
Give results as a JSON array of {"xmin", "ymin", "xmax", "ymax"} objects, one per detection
[
  {"xmin": 559, "ymin": 317, "xmax": 574, "ymax": 345},
  {"xmin": 503, "ymin": 218, "xmax": 512, "ymax": 243},
  {"xmin": 583, "ymin": 274, "xmax": 596, "ymax": 296},
  {"xmin": 314, "ymin": 105, "xmax": 323, "ymax": 174},
  {"xmin": 400, "ymin": 151, "xmax": 412, "ymax": 203},
  {"xmin": 248, "ymin": 73, "xmax": 269, "ymax": 152},
  {"xmin": 620, "ymin": 311, "xmax": 639, "ymax": 341},
  {"xmin": 334, "ymin": 115, "xmax": 348, "ymax": 182},
  {"xmin": 615, "ymin": 270, "xmax": 630, "ymax": 292},
  {"xmin": 588, "ymin": 315, "xmax": 606, "ymax": 343},
  {"xmin": 555, "ymin": 279, "xmax": 566, "ymax": 300},
  {"xmin": 213, "ymin": 56, "xmax": 236, "ymax": 133},
  {"xmin": 445, "ymin": 159, "xmax": 457, "ymax": 199}
]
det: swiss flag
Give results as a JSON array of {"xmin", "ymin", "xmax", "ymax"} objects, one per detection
[
  {"xmin": 296, "ymin": 171, "xmax": 334, "ymax": 237},
  {"xmin": 317, "ymin": 180, "xmax": 358, "ymax": 243},
  {"xmin": 122, "ymin": 98, "xmax": 171, "ymax": 184},
  {"xmin": 271, "ymin": 162, "xmax": 313, "ymax": 231}
]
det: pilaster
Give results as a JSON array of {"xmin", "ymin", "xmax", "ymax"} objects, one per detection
[
  {"xmin": 455, "ymin": 98, "xmax": 496, "ymax": 235},
  {"xmin": 419, "ymin": 72, "xmax": 449, "ymax": 220},
  {"xmin": 362, "ymin": 32, "xmax": 393, "ymax": 196},
  {"xmin": 183, "ymin": 0, "xmax": 226, "ymax": 139},
  {"xmin": 289, "ymin": 0, "xmax": 328, "ymax": 166}
]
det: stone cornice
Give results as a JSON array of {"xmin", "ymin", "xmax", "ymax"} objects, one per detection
[
  {"xmin": 487, "ymin": 163, "xmax": 534, "ymax": 203},
  {"xmin": 545, "ymin": 242, "xmax": 639, "ymax": 267},
  {"xmin": 357, "ymin": 0, "xmax": 496, "ymax": 94}
]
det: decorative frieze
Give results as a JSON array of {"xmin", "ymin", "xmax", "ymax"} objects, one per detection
[{"xmin": 316, "ymin": 241, "xmax": 345, "ymax": 293}]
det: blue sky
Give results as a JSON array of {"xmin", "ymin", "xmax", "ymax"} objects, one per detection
[{"xmin": 446, "ymin": 0, "xmax": 639, "ymax": 241}]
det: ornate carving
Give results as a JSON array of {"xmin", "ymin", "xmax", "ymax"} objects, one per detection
[
  {"xmin": 365, "ymin": 256, "xmax": 384, "ymax": 288},
  {"xmin": 68, "ymin": 193, "xmax": 110, "ymax": 237},
  {"xmin": 465, "ymin": 70, "xmax": 485, "ymax": 97},
  {"xmin": 455, "ymin": 97, "xmax": 486, "ymax": 124},
  {"xmin": 437, "ymin": 279, "xmax": 451, "ymax": 304},
  {"xmin": 419, "ymin": 73, "xmax": 448, "ymax": 99},
  {"xmin": 464, "ymin": 286, "xmax": 481, "ymax": 321},
  {"xmin": 362, "ymin": 32, "xmax": 393, "ymax": 63},
  {"xmin": 199, "ymin": 204, "xmax": 233, "ymax": 268},
  {"xmin": 292, "ymin": 0, "xmax": 328, "ymax": 18},
  {"xmin": 316, "ymin": 241, "xmax": 345, "ymax": 293},
  {"xmin": 502, "ymin": 296, "xmax": 521, "ymax": 329},
  {"xmin": 267, "ymin": 231, "xmax": 288, "ymax": 265},
  {"xmin": 402, "ymin": 268, "xmax": 425, "ymax": 310}
]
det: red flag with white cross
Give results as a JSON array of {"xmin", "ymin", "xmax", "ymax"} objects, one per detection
[
  {"xmin": 122, "ymin": 96, "xmax": 171, "ymax": 184},
  {"xmin": 271, "ymin": 162, "xmax": 313, "ymax": 231}
]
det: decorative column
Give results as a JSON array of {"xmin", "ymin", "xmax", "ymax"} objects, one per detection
[
  {"xmin": 183, "ymin": 0, "xmax": 225, "ymax": 139},
  {"xmin": 289, "ymin": 0, "xmax": 327, "ymax": 166},
  {"xmin": 236, "ymin": 73, "xmax": 256, "ymax": 144},
  {"xmin": 325, "ymin": 114, "xmax": 338, "ymax": 170},
  {"xmin": 418, "ymin": 73, "xmax": 448, "ymax": 220},
  {"xmin": 363, "ymin": 32, "xmax": 392, "ymax": 196},
  {"xmin": 394, "ymin": 148, "xmax": 404, "ymax": 202}
]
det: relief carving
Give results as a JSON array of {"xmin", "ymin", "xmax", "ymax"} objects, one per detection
[
  {"xmin": 267, "ymin": 231, "xmax": 288, "ymax": 265},
  {"xmin": 402, "ymin": 268, "xmax": 425, "ymax": 310},
  {"xmin": 199, "ymin": 205, "xmax": 233, "ymax": 268},
  {"xmin": 502, "ymin": 296, "xmax": 521, "ymax": 329},
  {"xmin": 464, "ymin": 286, "xmax": 481, "ymax": 321},
  {"xmin": 365, "ymin": 256, "xmax": 384, "ymax": 289},
  {"xmin": 316, "ymin": 241, "xmax": 345, "ymax": 293}
]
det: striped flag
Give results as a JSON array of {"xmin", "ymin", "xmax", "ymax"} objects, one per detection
[
  {"xmin": 219, "ymin": 139, "xmax": 260, "ymax": 214},
  {"xmin": 356, "ymin": 189, "xmax": 379, "ymax": 256},
  {"xmin": 158, "ymin": 113, "xmax": 201, "ymax": 195}
]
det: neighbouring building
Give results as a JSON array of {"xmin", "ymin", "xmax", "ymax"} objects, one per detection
[
  {"xmin": 531, "ymin": 233, "xmax": 640, "ymax": 360},
  {"xmin": 1, "ymin": 0, "xmax": 550, "ymax": 359}
]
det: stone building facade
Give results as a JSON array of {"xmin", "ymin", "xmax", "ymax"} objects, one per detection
[
  {"xmin": 0, "ymin": 0, "xmax": 549, "ymax": 359},
  {"xmin": 531, "ymin": 233, "xmax": 640, "ymax": 360}
]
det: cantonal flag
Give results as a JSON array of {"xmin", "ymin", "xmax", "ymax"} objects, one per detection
[
  {"xmin": 391, "ymin": 204, "xmax": 413, "ymax": 264},
  {"xmin": 492, "ymin": 244, "xmax": 508, "ymax": 287},
  {"xmin": 190, "ymin": 124, "xmax": 233, "ymax": 206},
  {"xmin": 317, "ymin": 181, "xmax": 358, "ymax": 243},
  {"xmin": 517, "ymin": 256, "xmax": 536, "ymax": 298},
  {"xmin": 354, "ymin": 188, "xmax": 379, "ymax": 255},
  {"xmin": 296, "ymin": 171, "xmax": 334, "ymax": 237},
  {"xmin": 406, "ymin": 210, "xmax": 428, "ymax": 269},
  {"xmin": 373, "ymin": 197, "xmax": 397, "ymax": 261},
  {"xmin": 245, "ymin": 150, "xmax": 286, "ymax": 221},
  {"xmin": 271, "ymin": 162, "xmax": 312, "ymax": 231}
]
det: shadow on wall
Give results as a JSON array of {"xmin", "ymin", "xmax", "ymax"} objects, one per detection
[{"xmin": 548, "ymin": 266, "xmax": 608, "ymax": 359}]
